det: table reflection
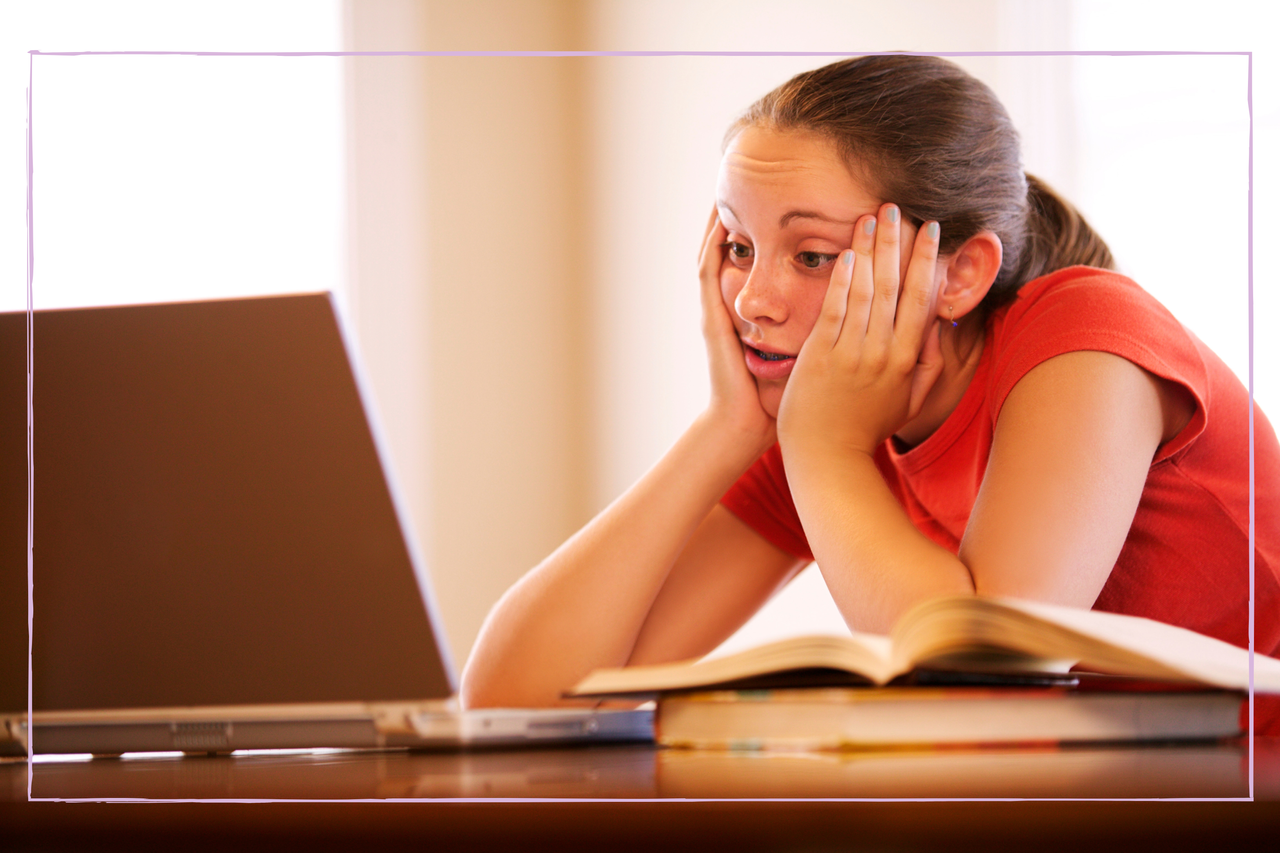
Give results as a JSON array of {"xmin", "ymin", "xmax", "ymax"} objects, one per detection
[{"xmin": 6, "ymin": 738, "xmax": 1269, "ymax": 801}]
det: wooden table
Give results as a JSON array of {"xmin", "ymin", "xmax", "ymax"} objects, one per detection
[{"xmin": 4, "ymin": 739, "xmax": 1279, "ymax": 850}]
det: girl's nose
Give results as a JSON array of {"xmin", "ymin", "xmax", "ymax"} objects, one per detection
[{"xmin": 734, "ymin": 265, "xmax": 790, "ymax": 326}]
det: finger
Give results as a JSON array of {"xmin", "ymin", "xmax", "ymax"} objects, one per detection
[
  {"xmin": 697, "ymin": 214, "xmax": 726, "ymax": 290},
  {"xmin": 894, "ymin": 220, "xmax": 942, "ymax": 353},
  {"xmin": 865, "ymin": 203, "xmax": 902, "ymax": 345},
  {"xmin": 805, "ymin": 248, "xmax": 856, "ymax": 353},
  {"xmin": 697, "ymin": 205, "xmax": 723, "ymax": 268},
  {"xmin": 698, "ymin": 204, "xmax": 719, "ymax": 258},
  {"xmin": 839, "ymin": 214, "xmax": 877, "ymax": 342},
  {"xmin": 907, "ymin": 319, "xmax": 945, "ymax": 420},
  {"xmin": 697, "ymin": 211, "xmax": 730, "ymax": 321}
]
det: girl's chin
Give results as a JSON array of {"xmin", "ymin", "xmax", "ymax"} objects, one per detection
[{"xmin": 757, "ymin": 382, "xmax": 784, "ymax": 420}]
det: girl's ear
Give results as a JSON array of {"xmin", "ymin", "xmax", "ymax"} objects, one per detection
[{"xmin": 937, "ymin": 231, "xmax": 1003, "ymax": 322}]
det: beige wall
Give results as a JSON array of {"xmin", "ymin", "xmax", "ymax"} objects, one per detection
[
  {"xmin": 345, "ymin": 1, "xmax": 599, "ymax": 673},
  {"xmin": 342, "ymin": 0, "xmax": 1078, "ymax": 673}
]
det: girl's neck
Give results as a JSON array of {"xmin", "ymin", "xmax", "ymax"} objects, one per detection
[{"xmin": 892, "ymin": 318, "xmax": 986, "ymax": 450}]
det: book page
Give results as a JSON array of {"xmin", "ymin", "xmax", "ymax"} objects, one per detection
[
  {"xmin": 995, "ymin": 598, "xmax": 1280, "ymax": 692},
  {"xmin": 570, "ymin": 633, "xmax": 896, "ymax": 697}
]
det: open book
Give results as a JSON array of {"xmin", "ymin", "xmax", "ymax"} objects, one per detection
[{"xmin": 570, "ymin": 596, "xmax": 1280, "ymax": 697}]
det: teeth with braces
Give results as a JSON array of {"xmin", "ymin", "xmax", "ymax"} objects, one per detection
[{"xmin": 752, "ymin": 347, "xmax": 792, "ymax": 362}]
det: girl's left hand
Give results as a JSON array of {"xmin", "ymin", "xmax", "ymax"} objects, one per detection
[{"xmin": 776, "ymin": 203, "xmax": 945, "ymax": 458}]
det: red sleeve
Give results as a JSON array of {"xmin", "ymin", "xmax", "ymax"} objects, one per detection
[
  {"xmin": 720, "ymin": 444, "xmax": 813, "ymax": 561},
  {"xmin": 988, "ymin": 267, "xmax": 1209, "ymax": 465}
]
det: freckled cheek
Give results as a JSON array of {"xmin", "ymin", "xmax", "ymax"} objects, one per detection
[{"xmin": 793, "ymin": 290, "xmax": 827, "ymax": 340}]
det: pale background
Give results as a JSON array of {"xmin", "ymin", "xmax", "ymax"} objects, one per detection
[{"xmin": 3, "ymin": 0, "xmax": 1273, "ymax": 676}]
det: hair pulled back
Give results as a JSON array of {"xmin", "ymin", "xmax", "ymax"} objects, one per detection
[{"xmin": 725, "ymin": 55, "xmax": 1113, "ymax": 314}]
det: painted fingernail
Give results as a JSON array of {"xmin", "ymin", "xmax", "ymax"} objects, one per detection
[
  {"xmin": 864, "ymin": 219, "xmax": 876, "ymax": 236},
  {"xmin": 886, "ymin": 206, "xmax": 899, "ymax": 224},
  {"xmin": 842, "ymin": 250, "xmax": 854, "ymax": 267},
  {"xmin": 927, "ymin": 221, "xmax": 939, "ymax": 240}
]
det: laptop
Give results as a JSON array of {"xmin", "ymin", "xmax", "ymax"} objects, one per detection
[{"xmin": 1, "ymin": 293, "xmax": 651, "ymax": 756}]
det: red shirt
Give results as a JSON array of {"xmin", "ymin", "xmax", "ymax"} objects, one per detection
[{"xmin": 721, "ymin": 266, "xmax": 1280, "ymax": 733}]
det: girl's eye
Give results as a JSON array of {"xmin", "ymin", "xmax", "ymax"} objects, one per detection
[
  {"xmin": 798, "ymin": 251, "xmax": 837, "ymax": 269},
  {"xmin": 724, "ymin": 241, "xmax": 753, "ymax": 262}
]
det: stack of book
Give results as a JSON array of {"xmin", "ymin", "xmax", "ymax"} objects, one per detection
[{"xmin": 570, "ymin": 597, "xmax": 1280, "ymax": 749}]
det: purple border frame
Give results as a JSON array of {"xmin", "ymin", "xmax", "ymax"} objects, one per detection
[{"xmin": 22, "ymin": 48, "xmax": 1257, "ymax": 805}]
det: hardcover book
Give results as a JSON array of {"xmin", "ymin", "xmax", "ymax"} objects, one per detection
[
  {"xmin": 571, "ymin": 596, "xmax": 1277, "ymax": 749},
  {"xmin": 653, "ymin": 684, "xmax": 1245, "ymax": 749}
]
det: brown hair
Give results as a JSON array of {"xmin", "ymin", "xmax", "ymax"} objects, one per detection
[{"xmin": 725, "ymin": 55, "xmax": 1114, "ymax": 314}]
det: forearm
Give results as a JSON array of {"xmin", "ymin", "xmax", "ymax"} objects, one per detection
[
  {"xmin": 461, "ymin": 412, "xmax": 768, "ymax": 708},
  {"xmin": 785, "ymin": 445, "xmax": 974, "ymax": 635}
]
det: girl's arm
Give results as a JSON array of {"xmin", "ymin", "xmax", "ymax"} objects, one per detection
[
  {"xmin": 460, "ymin": 212, "xmax": 803, "ymax": 708},
  {"xmin": 791, "ymin": 350, "xmax": 1183, "ymax": 634},
  {"xmin": 459, "ymin": 417, "xmax": 802, "ymax": 708},
  {"xmin": 958, "ymin": 348, "xmax": 1192, "ymax": 603},
  {"xmin": 778, "ymin": 204, "xmax": 1191, "ymax": 634},
  {"xmin": 777, "ymin": 205, "xmax": 966, "ymax": 633}
]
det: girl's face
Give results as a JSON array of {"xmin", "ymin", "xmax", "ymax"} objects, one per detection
[{"xmin": 716, "ymin": 126, "xmax": 925, "ymax": 417}]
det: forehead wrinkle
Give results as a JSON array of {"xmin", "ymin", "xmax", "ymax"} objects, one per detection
[
  {"xmin": 722, "ymin": 149, "xmax": 835, "ymax": 174},
  {"xmin": 719, "ymin": 149, "xmax": 867, "ymax": 233}
]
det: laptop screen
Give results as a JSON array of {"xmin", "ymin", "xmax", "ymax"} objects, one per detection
[{"xmin": 3, "ymin": 294, "xmax": 453, "ymax": 712}]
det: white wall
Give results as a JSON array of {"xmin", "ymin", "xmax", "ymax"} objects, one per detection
[
  {"xmin": 3, "ymin": 1, "xmax": 344, "ymax": 313},
  {"xmin": 1071, "ymin": 0, "xmax": 1273, "ymax": 412}
]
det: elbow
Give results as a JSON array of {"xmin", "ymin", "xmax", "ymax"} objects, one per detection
[
  {"xmin": 457, "ymin": 665, "xmax": 486, "ymax": 710},
  {"xmin": 459, "ymin": 656, "xmax": 515, "ymax": 709},
  {"xmin": 459, "ymin": 673, "xmax": 519, "ymax": 710},
  {"xmin": 459, "ymin": 654, "xmax": 573, "ymax": 710},
  {"xmin": 458, "ymin": 598, "xmax": 525, "ymax": 708}
]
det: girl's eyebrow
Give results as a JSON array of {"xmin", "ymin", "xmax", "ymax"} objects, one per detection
[
  {"xmin": 717, "ymin": 200, "xmax": 852, "ymax": 230},
  {"xmin": 778, "ymin": 209, "xmax": 854, "ymax": 228}
]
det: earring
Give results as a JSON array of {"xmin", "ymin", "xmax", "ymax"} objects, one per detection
[{"xmin": 949, "ymin": 305, "xmax": 958, "ymax": 328}]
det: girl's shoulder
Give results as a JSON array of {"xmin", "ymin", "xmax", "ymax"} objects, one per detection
[
  {"xmin": 998, "ymin": 265, "xmax": 1175, "ymax": 328},
  {"xmin": 988, "ymin": 264, "xmax": 1200, "ymax": 381},
  {"xmin": 984, "ymin": 265, "xmax": 1209, "ymax": 458}
]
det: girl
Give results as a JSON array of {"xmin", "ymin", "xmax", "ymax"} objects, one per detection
[{"xmin": 460, "ymin": 55, "xmax": 1280, "ymax": 732}]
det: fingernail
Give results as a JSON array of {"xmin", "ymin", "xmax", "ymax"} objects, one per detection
[
  {"xmin": 886, "ymin": 206, "xmax": 899, "ymax": 224},
  {"xmin": 842, "ymin": 250, "xmax": 854, "ymax": 266},
  {"xmin": 864, "ymin": 219, "xmax": 876, "ymax": 236},
  {"xmin": 927, "ymin": 222, "xmax": 939, "ymax": 239}
]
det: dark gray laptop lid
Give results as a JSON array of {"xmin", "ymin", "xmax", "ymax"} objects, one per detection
[{"xmin": 3, "ymin": 293, "xmax": 454, "ymax": 712}]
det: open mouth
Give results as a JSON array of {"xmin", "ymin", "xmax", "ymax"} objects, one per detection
[{"xmin": 749, "ymin": 345, "xmax": 793, "ymax": 362}]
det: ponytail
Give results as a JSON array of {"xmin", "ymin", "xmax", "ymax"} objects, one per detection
[{"xmin": 987, "ymin": 173, "xmax": 1115, "ymax": 312}]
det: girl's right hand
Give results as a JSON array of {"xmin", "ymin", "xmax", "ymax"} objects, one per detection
[{"xmin": 697, "ymin": 207, "xmax": 777, "ymax": 456}]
